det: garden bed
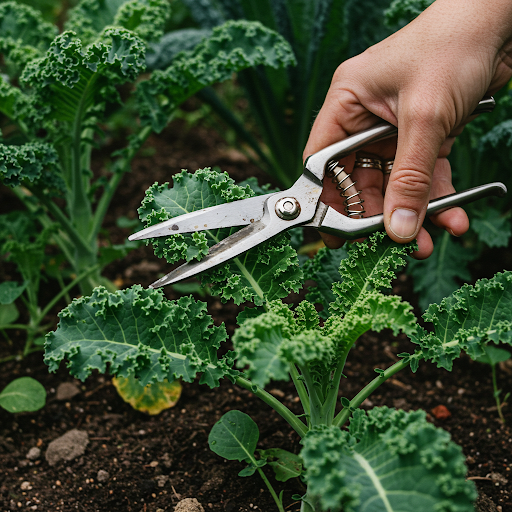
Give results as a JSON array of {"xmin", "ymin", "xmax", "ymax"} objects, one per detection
[{"xmin": 1, "ymin": 121, "xmax": 511, "ymax": 512}]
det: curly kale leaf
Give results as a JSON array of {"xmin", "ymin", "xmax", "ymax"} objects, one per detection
[
  {"xmin": 44, "ymin": 285, "xmax": 237, "ymax": 388},
  {"xmin": 20, "ymin": 28, "xmax": 146, "ymax": 130},
  {"xmin": 411, "ymin": 271, "xmax": 512, "ymax": 370},
  {"xmin": 0, "ymin": 2, "xmax": 57, "ymax": 73},
  {"xmin": 330, "ymin": 232, "xmax": 416, "ymax": 315},
  {"xmin": 303, "ymin": 246, "xmax": 348, "ymax": 318},
  {"xmin": 300, "ymin": 407, "xmax": 475, "ymax": 512},
  {"xmin": 0, "ymin": 76, "xmax": 31, "ymax": 122},
  {"xmin": 136, "ymin": 20, "xmax": 296, "ymax": 132},
  {"xmin": 66, "ymin": 0, "xmax": 171, "ymax": 45},
  {"xmin": 0, "ymin": 142, "xmax": 63, "ymax": 192},
  {"xmin": 138, "ymin": 168, "xmax": 302, "ymax": 305},
  {"xmin": 233, "ymin": 300, "xmax": 334, "ymax": 388}
]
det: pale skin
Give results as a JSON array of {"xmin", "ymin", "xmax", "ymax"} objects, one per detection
[{"xmin": 304, "ymin": 0, "xmax": 512, "ymax": 259}]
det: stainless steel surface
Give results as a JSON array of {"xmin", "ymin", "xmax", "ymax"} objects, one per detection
[
  {"xmin": 308, "ymin": 182, "xmax": 507, "ymax": 239},
  {"xmin": 275, "ymin": 197, "xmax": 301, "ymax": 220},
  {"xmin": 128, "ymin": 194, "xmax": 271, "ymax": 241}
]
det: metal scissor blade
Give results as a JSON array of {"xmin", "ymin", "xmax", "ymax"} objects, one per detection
[
  {"xmin": 149, "ymin": 216, "xmax": 285, "ymax": 288},
  {"xmin": 128, "ymin": 194, "xmax": 271, "ymax": 241}
]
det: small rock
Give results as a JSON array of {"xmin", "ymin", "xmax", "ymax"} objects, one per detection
[
  {"xmin": 431, "ymin": 404, "xmax": 451, "ymax": 420},
  {"xmin": 20, "ymin": 481, "xmax": 32, "ymax": 491},
  {"xmin": 156, "ymin": 475, "xmax": 169, "ymax": 488},
  {"xmin": 174, "ymin": 498, "xmax": 205, "ymax": 512},
  {"xmin": 26, "ymin": 447, "xmax": 41, "ymax": 461},
  {"xmin": 45, "ymin": 429, "xmax": 89, "ymax": 466},
  {"xmin": 487, "ymin": 472, "xmax": 508, "ymax": 485},
  {"xmin": 162, "ymin": 452, "xmax": 172, "ymax": 468},
  {"xmin": 56, "ymin": 382, "xmax": 81, "ymax": 401},
  {"xmin": 97, "ymin": 470, "xmax": 109, "ymax": 483}
]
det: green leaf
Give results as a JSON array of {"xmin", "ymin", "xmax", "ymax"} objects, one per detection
[
  {"xmin": 0, "ymin": 2, "xmax": 56, "ymax": 72},
  {"xmin": 209, "ymin": 410, "xmax": 259, "ymax": 462},
  {"xmin": 0, "ymin": 303, "xmax": 19, "ymax": 326},
  {"xmin": 474, "ymin": 345, "xmax": 511, "ymax": 366},
  {"xmin": 138, "ymin": 168, "xmax": 302, "ymax": 306},
  {"xmin": 20, "ymin": 28, "xmax": 146, "ymax": 133},
  {"xmin": 0, "ymin": 142, "xmax": 62, "ymax": 190},
  {"xmin": 66, "ymin": 0, "xmax": 171, "ymax": 44},
  {"xmin": 408, "ymin": 231, "xmax": 477, "ymax": 311},
  {"xmin": 384, "ymin": 0, "xmax": 434, "ymax": 27},
  {"xmin": 258, "ymin": 448, "xmax": 302, "ymax": 482},
  {"xmin": 233, "ymin": 301, "xmax": 334, "ymax": 388},
  {"xmin": 303, "ymin": 246, "xmax": 348, "ymax": 318},
  {"xmin": 112, "ymin": 374, "xmax": 182, "ymax": 415},
  {"xmin": 44, "ymin": 285, "xmax": 237, "ymax": 388},
  {"xmin": 0, "ymin": 281, "xmax": 27, "ymax": 304},
  {"xmin": 412, "ymin": 271, "xmax": 512, "ymax": 370},
  {"xmin": 146, "ymin": 28, "xmax": 212, "ymax": 70},
  {"xmin": 136, "ymin": 19, "xmax": 296, "ymax": 131},
  {"xmin": 0, "ymin": 377, "xmax": 46, "ymax": 413},
  {"xmin": 472, "ymin": 208, "xmax": 512, "ymax": 248},
  {"xmin": 330, "ymin": 232, "xmax": 416, "ymax": 315},
  {"xmin": 300, "ymin": 407, "xmax": 476, "ymax": 512}
]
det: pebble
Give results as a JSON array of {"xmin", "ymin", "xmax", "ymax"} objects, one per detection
[
  {"xmin": 174, "ymin": 498, "xmax": 205, "ymax": 512},
  {"xmin": 20, "ymin": 481, "xmax": 32, "ymax": 490},
  {"xmin": 26, "ymin": 447, "xmax": 41, "ymax": 461},
  {"xmin": 97, "ymin": 470, "xmax": 109, "ymax": 483},
  {"xmin": 45, "ymin": 429, "xmax": 89, "ymax": 466},
  {"xmin": 56, "ymin": 382, "xmax": 81, "ymax": 401}
]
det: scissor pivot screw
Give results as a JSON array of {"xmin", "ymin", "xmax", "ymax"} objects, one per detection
[{"xmin": 275, "ymin": 197, "xmax": 301, "ymax": 220}]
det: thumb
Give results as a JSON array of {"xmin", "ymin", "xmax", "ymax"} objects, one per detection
[{"xmin": 383, "ymin": 108, "xmax": 447, "ymax": 242}]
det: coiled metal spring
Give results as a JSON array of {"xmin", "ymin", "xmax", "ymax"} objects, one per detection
[{"xmin": 326, "ymin": 161, "xmax": 365, "ymax": 217}]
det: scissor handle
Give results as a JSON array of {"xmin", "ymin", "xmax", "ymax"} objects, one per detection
[
  {"xmin": 314, "ymin": 182, "xmax": 507, "ymax": 240},
  {"xmin": 304, "ymin": 97, "xmax": 496, "ymax": 182}
]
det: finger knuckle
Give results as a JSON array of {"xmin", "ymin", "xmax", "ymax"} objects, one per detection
[{"xmin": 390, "ymin": 168, "xmax": 431, "ymax": 198}]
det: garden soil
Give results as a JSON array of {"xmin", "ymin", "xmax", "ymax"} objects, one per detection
[{"xmin": 1, "ymin": 119, "xmax": 511, "ymax": 512}]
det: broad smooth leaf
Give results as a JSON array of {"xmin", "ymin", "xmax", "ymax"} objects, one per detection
[
  {"xmin": 0, "ymin": 281, "xmax": 27, "ymax": 305},
  {"xmin": 0, "ymin": 303, "xmax": 19, "ymax": 326},
  {"xmin": 0, "ymin": 377, "xmax": 46, "ymax": 413},
  {"xmin": 474, "ymin": 345, "xmax": 511, "ymax": 366},
  {"xmin": 209, "ymin": 410, "xmax": 259, "ymax": 462},
  {"xmin": 138, "ymin": 168, "xmax": 302, "ymax": 306},
  {"xmin": 45, "ymin": 285, "xmax": 237, "ymax": 387},
  {"xmin": 412, "ymin": 271, "xmax": 512, "ymax": 370},
  {"xmin": 258, "ymin": 448, "xmax": 302, "ymax": 482},
  {"xmin": 300, "ymin": 407, "xmax": 475, "ymax": 512},
  {"xmin": 112, "ymin": 374, "xmax": 182, "ymax": 415}
]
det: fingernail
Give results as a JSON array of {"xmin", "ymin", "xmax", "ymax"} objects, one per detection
[{"xmin": 389, "ymin": 209, "xmax": 419, "ymax": 239}]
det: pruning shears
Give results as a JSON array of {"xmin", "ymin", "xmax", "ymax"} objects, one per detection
[{"xmin": 129, "ymin": 97, "xmax": 507, "ymax": 289}]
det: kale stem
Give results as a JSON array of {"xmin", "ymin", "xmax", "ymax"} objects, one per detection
[
  {"xmin": 321, "ymin": 351, "xmax": 349, "ymax": 425},
  {"xmin": 235, "ymin": 376, "xmax": 307, "ymax": 437},
  {"xmin": 491, "ymin": 364, "xmax": 506, "ymax": 424},
  {"xmin": 35, "ymin": 264, "xmax": 101, "ymax": 324},
  {"xmin": 333, "ymin": 358, "xmax": 410, "ymax": 427},
  {"xmin": 256, "ymin": 467, "xmax": 285, "ymax": 512},
  {"xmin": 300, "ymin": 366, "xmax": 325, "ymax": 426},
  {"xmin": 289, "ymin": 363, "xmax": 310, "ymax": 424}
]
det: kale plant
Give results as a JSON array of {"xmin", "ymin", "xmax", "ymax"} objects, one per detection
[{"xmin": 45, "ymin": 169, "xmax": 512, "ymax": 511}]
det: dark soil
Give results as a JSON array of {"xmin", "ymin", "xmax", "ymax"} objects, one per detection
[{"xmin": 1, "ymin": 119, "xmax": 512, "ymax": 512}]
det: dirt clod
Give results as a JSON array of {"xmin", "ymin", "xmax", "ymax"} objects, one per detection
[
  {"xmin": 26, "ymin": 447, "xmax": 41, "ymax": 460},
  {"xmin": 174, "ymin": 497, "xmax": 205, "ymax": 512},
  {"xmin": 56, "ymin": 381, "xmax": 81, "ymax": 401},
  {"xmin": 45, "ymin": 429, "xmax": 89, "ymax": 466}
]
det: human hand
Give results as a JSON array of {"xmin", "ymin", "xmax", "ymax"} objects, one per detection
[{"xmin": 304, "ymin": 0, "xmax": 512, "ymax": 258}]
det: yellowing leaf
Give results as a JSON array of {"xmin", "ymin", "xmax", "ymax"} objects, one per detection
[{"xmin": 112, "ymin": 374, "xmax": 182, "ymax": 415}]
